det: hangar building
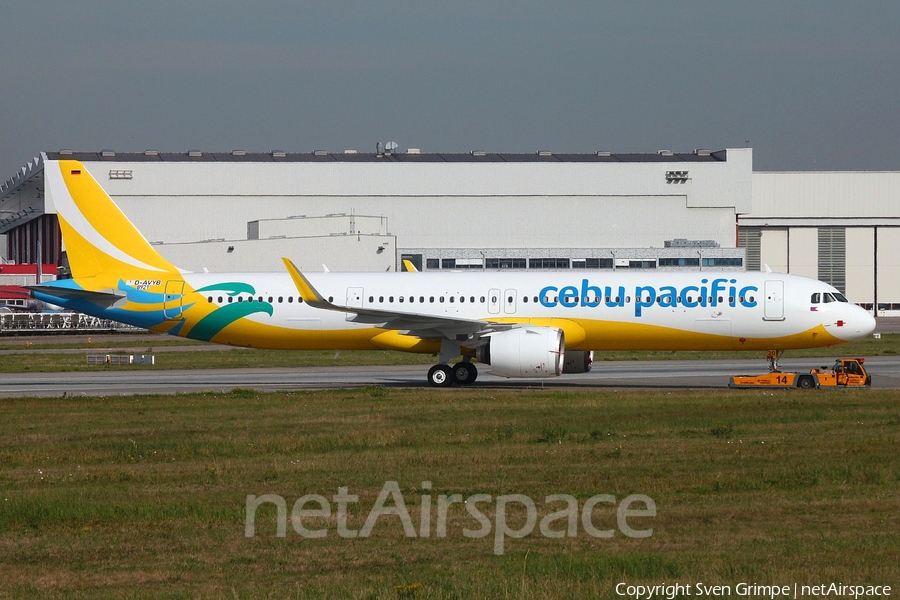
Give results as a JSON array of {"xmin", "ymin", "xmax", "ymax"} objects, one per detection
[{"xmin": 1, "ymin": 147, "xmax": 898, "ymax": 313}]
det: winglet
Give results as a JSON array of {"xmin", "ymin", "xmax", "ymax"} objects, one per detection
[
  {"xmin": 402, "ymin": 259, "xmax": 419, "ymax": 272},
  {"xmin": 282, "ymin": 258, "xmax": 333, "ymax": 309}
]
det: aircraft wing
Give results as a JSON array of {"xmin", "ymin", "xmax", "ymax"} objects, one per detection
[{"xmin": 282, "ymin": 258, "xmax": 504, "ymax": 339}]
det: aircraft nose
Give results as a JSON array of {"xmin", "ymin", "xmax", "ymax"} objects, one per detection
[
  {"xmin": 861, "ymin": 308, "xmax": 877, "ymax": 337},
  {"xmin": 842, "ymin": 305, "xmax": 876, "ymax": 340}
]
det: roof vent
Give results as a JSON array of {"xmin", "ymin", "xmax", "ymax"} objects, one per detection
[
  {"xmin": 232, "ymin": 150, "xmax": 246, "ymax": 156},
  {"xmin": 471, "ymin": 151, "xmax": 486, "ymax": 156},
  {"xmin": 144, "ymin": 149, "xmax": 159, "ymax": 156},
  {"xmin": 595, "ymin": 151, "xmax": 612, "ymax": 157},
  {"xmin": 100, "ymin": 149, "xmax": 116, "ymax": 158},
  {"xmin": 272, "ymin": 150, "xmax": 286, "ymax": 158},
  {"xmin": 313, "ymin": 150, "xmax": 328, "ymax": 156},
  {"xmin": 406, "ymin": 148, "xmax": 421, "ymax": 154},
  {"xmin": 343, "ymin": 150, "xmax": 358, "ymax": 154},
  {"xmin": 59, "ymin": 149, "xmax": 74, "ymax": 155},
  {"xmin": 657, "ymin": 150, "xmax": 673, "ymax": 156},
  {"xmin": 537, "ymin": 151, "xmax": 553, "ymax": 156},
  {"xmin": 694, "ymin": 149, "xmax": 712, "ymax": 156},
  {"xmin": 187, "ymin": 150, "xmax": 202, "ymax": 157}
]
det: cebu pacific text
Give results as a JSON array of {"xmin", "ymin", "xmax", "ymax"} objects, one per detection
[{"xmin": 539, "ymin": 278, "xmax": 759, "ymax": 317}]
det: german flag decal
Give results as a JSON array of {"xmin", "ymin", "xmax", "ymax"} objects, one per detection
[{"xmin": 71, "ymin": 169, "xmax": 81, "ymax": 175}]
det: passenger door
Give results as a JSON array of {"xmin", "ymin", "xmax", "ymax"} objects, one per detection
[{"xmin": 764, "ymin": 280, "xmax": 784, "ymax": 321}]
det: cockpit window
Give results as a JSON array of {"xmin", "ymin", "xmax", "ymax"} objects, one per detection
[
  {"xmin": 811, "ymin": 293, "xmax": 820, "ymax": 304},
  {"xmin": 833, "ymin": 292, "xmax": 848, "ymax": 303},
  {"xmin": 823, "ymin": 293, "xmax": 836, "ymax": 303}
]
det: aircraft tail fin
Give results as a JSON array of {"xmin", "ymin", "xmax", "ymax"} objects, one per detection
[{"xmin": 48, "ymin": 160, "xmax": 179, "ymax": 290}]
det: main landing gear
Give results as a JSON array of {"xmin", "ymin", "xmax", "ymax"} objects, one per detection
[
  {"xmin": 427, "ymin": 361, "xmax": 478, "ymax": 387},
  {"xmin": 427, "ymin": 339, "xmax": 479, "ymax": 387}
]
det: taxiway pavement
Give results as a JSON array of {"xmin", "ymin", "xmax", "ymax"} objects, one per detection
[{"xmin": 2, "ymin": 356, "xmax": 898, "ymax": 397}]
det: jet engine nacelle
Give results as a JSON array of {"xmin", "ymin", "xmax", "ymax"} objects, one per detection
[
  {"xmin": 476, "ymin": 327, "xmax": 565, "ymax": 378},
  {"xmin": 562, "ymin": 350, "xmax": 593, "ymax": 374}
]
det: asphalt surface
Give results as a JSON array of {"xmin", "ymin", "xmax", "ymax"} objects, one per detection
[
  {"xmin": 1, "ymin": 356, "xmax": 898, "ymax": 398},
  {"xmin": 1, "ymin": 320, "xmax": 898, "ymax": 397}
]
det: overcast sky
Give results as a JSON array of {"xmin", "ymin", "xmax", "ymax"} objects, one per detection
[{"xmin": 1, "ymin": 2, "xmax": 898, "ymax": 177}]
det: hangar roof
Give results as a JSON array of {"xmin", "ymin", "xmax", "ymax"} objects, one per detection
[{"xmin": 42, "ymin": 149, "xmax": 728, "ymax": 163}]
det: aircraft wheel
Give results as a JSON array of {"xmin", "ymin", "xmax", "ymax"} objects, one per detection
[
  {"xmin": 797, "ymin": 375, "xmax": 815, "ymax": 389},
  {"xmin": 452, "ymin": 362, "xmax": 478, "ymax": 385},
  {"xmin": 428, "ymin": 364, "xmax": 453, "ymax": 387}
]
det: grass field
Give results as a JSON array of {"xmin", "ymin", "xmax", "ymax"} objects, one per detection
[{"xmin": 1, "ymin": 387, "xmax": 897, "ymax": 598}]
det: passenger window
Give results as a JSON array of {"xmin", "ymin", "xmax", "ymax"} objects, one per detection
[
  {"xmin": 238, "ymin": 297, "xmax": 244, "ymax": 303},
  {"xmin": 379, "ymin": 296, "xmax": 384, "ymax": 303},
  {"xmin": 420, "ymin": 296, "xmax": 425, "ymax": 303},
  {"xmin": 368, "ymin": 296, "xmax": 374, "ymax": 303},
  {"xmin": 409, "ymin": 296, "xmax": 414, "ymax": 303},
  {"xmin": 207, "ymin": 297, "xmax": 213, "ymax": 303},
  {"xmin": 228, "ymin": 297, "xmax": 233, "ymax": 303},
  {"xmin": 449, "ymin": 297, "xmax": 454, "ymax": 303},
  {"xmin": 459, "ymin": 296, "xmax": 465, "ymax": 303},
  {"xmin": 439, "ymin": 297, "xmax": 444, "ymax": 303},
  {"xmin": 278, "ymin": 297, "xmax": 283, "ymax": 303},
  {"xmin": 288, "ymin": 297, "xmax": 293, "ymax": 303},
  {"xmin": 218, "ymin": 296, "xmax": 223, "ymax": 303},
  {"xmin": 533, "ymin": 296, "xmax": 538, "ymax": 303},
  {"xmin": 430, "ymin": 296, "xmax": 435, "ymax": 303},
  {"xmin": 248, "ymin": 297, "xmax": 253, "ymax": 303},
  {"xmin": 523, "ymin": 296, "xmax": 528, "ymax": 303},
  {"xmin": 389, "ymin": 296, "xmax": 394, "ymax": 303},
  {"xmin": 491, "ymin": 296, "xmax": 497, "ymax": 303},
  {"xmin": 399, "ymin": 297, "xmax": 404, "ymax": 303},
  {"xmin": 508, "ymin": 296, "xmax": 513, "ymax": 303},
  {"xmin": 470, "ymin": 296, "xmax": 475, "ymax": 303},
  {"xmin": 267, "ymin": 296, "xmax": 273, "ymax": 303},
  {"xmin": 328, "ymin": 296, "xmax": 333, "ymax": 302},
  {"xmin": 298, "ymin": 297, "xmax": 303, "ymax": 304}
]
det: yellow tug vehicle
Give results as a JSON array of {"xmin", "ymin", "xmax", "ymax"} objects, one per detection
[{"xmin": 729, "ymin": 358, "xmax": 872, "ymax": 389}]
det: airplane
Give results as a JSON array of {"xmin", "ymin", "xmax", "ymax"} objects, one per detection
[{"xmin": 30, "ymin": 160, "xmax": 876, "ymax": 387}]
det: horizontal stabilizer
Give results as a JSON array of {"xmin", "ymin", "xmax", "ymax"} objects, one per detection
[{"xmin": 26, "ymin": 284, "xmax": 126, "ymax": 308}]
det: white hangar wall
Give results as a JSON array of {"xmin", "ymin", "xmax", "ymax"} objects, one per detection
[
  {"xmin": 743, "ymin": 172, "xmax": 900, "ymax": 313},
  {"xmin": 17, "ymin": 149, "xmax": 900, "ymax": 311},
  {"xmin": 37, "ymin": 149, "xmax": 751, "ymax": 274}
]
